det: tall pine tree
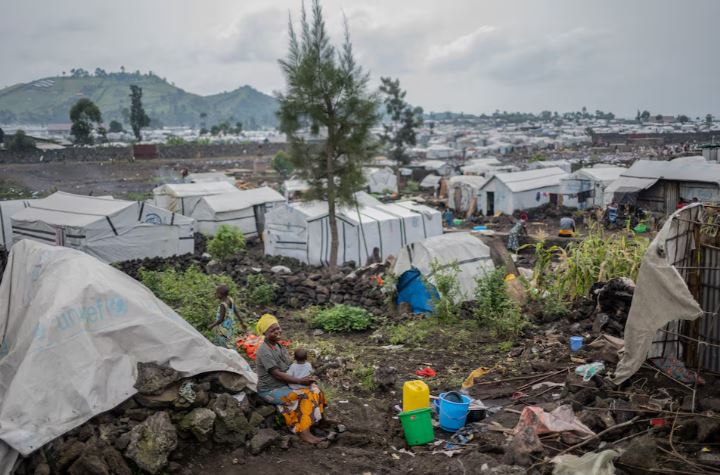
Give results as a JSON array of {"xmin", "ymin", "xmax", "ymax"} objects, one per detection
[
  {"xmin": 379, "ymin": 77, "xmax": 423, "ymax": 184},
  {"xmin": 129, "ymin": 85, "xmax": 150, "ymax": 141},
  {"xmin": 277, "ymin": 0, "xmax": 379, "ymax": 270}
]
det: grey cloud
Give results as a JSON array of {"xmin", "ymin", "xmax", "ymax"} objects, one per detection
[
  {"xmin": 487, "ymin": 28, "xmax": 608, "ymax": 83},
  {"xmin": 218, "ymin": 8, "xmax": 288, "ymax": 63}
]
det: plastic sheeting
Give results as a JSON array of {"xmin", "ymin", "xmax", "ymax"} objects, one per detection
[
  {"xmin": 10, "ymin": 192, "xmax": 194, "ymax": 263},
  {"xmin": 0, "ymin": 240, "xmax": 257, "ymax": 461},
  {"xmin": 552, "ymin": 450, "xmax": 619, "ymax": 475},
  {"xmin": 392, "ymin": 233, "xmax": 494, "ymax": 304},
  {"xmin": 613, "ymin": 204, "xmax": 705, "ymax": 384}
]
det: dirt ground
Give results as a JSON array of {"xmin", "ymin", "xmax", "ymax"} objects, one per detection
[{"xmin": 0, "ymin": 155, "xmax": 273, "ymax": 198}]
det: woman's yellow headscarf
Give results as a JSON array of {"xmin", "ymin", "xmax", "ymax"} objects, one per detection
[{"xmin": 256, "ymin": 313, "xmax": 279, "ymax": 336}]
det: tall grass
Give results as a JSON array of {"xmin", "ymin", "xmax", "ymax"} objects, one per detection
[{"xmin": 532, "ymin": 224, "xmax": 649, "ymax": 301}]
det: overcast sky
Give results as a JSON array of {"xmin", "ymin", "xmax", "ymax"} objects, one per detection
[{"xmin": 2, "ymin": 0, "xmax": 719, "ymax": 118}]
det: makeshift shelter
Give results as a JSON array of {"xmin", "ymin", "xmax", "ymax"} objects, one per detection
[
  {"xmin": 185, "ymin": 172, "xmax": 235, "ymax": 184},
  {"xmin": 614, "ymin": 203, "xmax": 718, "ymax": 383},
  {"xmin": 10, "ymin": 192, "xmax": 194, "ymax": 263},
  {"xmin": 419, "ymin": 174, "xmax": 442, "ymax": 192},
  {"xmin": 0, "ymin": 199, "xmax": 34, "ymax": 251},
  {"xmin": 447, "ymin": 175, "xmax": 488, "ymax": 216},
  {"xmin": 188, "ymin": 186, "xmax": 284, "ymax": 237},
  {"xmin": 0, "ymin": 240, "xmax": 257, "ymax": 471},
  {"xmin": 560, "ymin": 166, "xmax": 625, "ymax": 209},
  {"xmin": 392, "ymin": 233, "xmax": 494, "ymax": 313},
  {"xmin": 363, "ymin": 167, "xmax": 398, "ymax": 194},
  {"xmin": 604, "ymin": 158, "xmax": 720, "ymax": 212},
  {"xmin": 527, "ymin": 159, "xmax": 572, "ymax": 173},
  {"xmin": 263, "ymin": 200, "xmax": 442, "ymax": 267},
  {"xmin": 478, "ymin": 167, "xmax": 568, "ymax": 215},
  {"xmin": 152, "ymin": 181, "xmax": 239, "ymax": 214}
]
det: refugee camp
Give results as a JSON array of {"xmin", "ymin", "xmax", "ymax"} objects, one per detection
[{"xmin": 3, "ymin": 1, "xmax": 720, "ymax": 474}]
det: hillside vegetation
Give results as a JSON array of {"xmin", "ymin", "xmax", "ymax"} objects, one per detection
[{"xmin": 0, "ymin": 72, "xmax": 278, "ymax": 127}]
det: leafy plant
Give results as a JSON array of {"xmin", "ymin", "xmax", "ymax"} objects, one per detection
[
  {"xmin": 245, "ymin": 274, "xmax": 277, "ymax": 308},
  {"xmin": 311, "ymin": 304, "xmax": 374, "ymax": 333},
  {"xmin": 403, "ymin": 180, "xmax": 420, "ymax": 194},
  {"xmin": 353, "ymin": 364, "xmax": 376, "ymax": 392},
  {"xmin": 386, "ymin": 319, "xmax": 434, "ymax": 346},
  {"xmin": 271, "ymin": 151, "xmax": 294, "ymax": 179},
  {"xmin": 428, "ymin": 260, "xmax": 463, "ymax": 322},
  {"xmin": 165, "ymin": 135, "xmax": 187, "ymax": 146},
  {"xmin": 139, "ymin": 265, "xmax": 239, "ymax": 338},
  {"xmin": 540, "ymin": 223, "xmax": 649, "ymax": 301},
  {"xmin": 474, "ymin": 267, "xmax": 528, "ymax": 337},
  {"xmin": 207, "ymin": 225, "xmax": 246, "ymax": 261}
]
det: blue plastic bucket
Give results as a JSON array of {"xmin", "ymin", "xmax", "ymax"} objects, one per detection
[
  {"xmin": 473, "ymin": 225, "xmax": 488, "ymax": 231},
  {"xmin": 570, "ymin": 336, "xmax": 584, "ymax": 352},
  {"xmin": 433, "ymin": 392, "xmax": 471, "ymax": 432}
]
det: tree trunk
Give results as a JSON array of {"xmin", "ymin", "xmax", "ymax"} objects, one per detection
[{"xmin": 326, "ymin": 120, "xmax": 339, "ymax": 272}]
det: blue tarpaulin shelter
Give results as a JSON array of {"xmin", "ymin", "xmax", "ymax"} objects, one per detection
[{"xmin": 396, "ymin": 268, "xmax": 439, "ymax": 314}]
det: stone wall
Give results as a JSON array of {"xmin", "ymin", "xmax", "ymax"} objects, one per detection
[
  {"xmin": 592, "ymin": 131, "xmax": 720, "ymax": 146},
  {"xmin": 0, "ymin": 142, "xmax": 286, "ymax": 164}
]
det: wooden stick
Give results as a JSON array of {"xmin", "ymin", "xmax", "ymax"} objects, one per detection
[
  {"xmin": 517, "ymin": 368, "xmax": 569, "ymax": 391},
  {"xmin": 552, "ymin": 416, "xmax": 640, "ymax": 458}
]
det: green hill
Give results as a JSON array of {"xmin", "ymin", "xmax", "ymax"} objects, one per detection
[{"xmin": 0, "ymin": 72, "xmax": 278, "ymax": 127}]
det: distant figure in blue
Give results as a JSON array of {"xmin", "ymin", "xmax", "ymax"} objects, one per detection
[
  {"xmin": 606, "ymin": 202, "xmax": 618, "ymax": 225},
  {"xmin": 443, "ymin": 208, "xmax": 454, "ymax": 227}
]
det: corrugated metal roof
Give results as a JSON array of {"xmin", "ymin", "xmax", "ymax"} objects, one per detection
[
  {"xmin": 571, "ymin": 166, "xmax": 626, "ymax": 182},
  {"xmin": 621, "ymin": 159, "xmax": 720, "ymax": 186},
  {"xmin": 488, "ymin": 167, "xmax": 568, "ymax": 192}
]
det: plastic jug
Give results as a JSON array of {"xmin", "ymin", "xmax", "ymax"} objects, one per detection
[{"xmin": 403, "ymin": 380, "xmax": 430, "ymax": 412}]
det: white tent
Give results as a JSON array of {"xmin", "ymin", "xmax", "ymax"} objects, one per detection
[
  {"xmin": 478, "ymin": 167, "xmax": 568, "ymax": 215},
  {"xmin": 10, "ymin": 192, "xmax": 194, "ymax": 263},
  {"xmin": 392, "ymin": 232, "xmax": 494, "ymax": 304},
  {"xmin": 419, "ymin": 174, "xmax": 442, "ymax": 191},
  {"xmin": 0, "ymin": 240, "xmax": 257, "ymax": 470},
  {"xmin": 153, "ymin": 181, "xmax": 239, "ymax": 214},
  {"xmin": 264, "ymin": 200, "xmax": 442, "ymax": 266},
  {"xmin": 185, "ymin": 172, "xmax": 235, "ymax": 184},
  {"xmin": 0, "ymin": 199, "xmax": 35, "ymax": 250},
  {"xmin": 363, "ymin": 167, "xmax": 398, "ymax": 194},
  {"xmin": 189, "ymin": 186, "xmax": 285, "ymax": 237},
  {"xmin": 447, "ymin": 175, "xmax": 488, "ymax": 215}
]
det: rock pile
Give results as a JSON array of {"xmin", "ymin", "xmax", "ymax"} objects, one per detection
[
  {"xmin": 116, "ymin": 248, "xmax": 389, "ymax": 314},
  {"xmin": 591, "ymin": 277, "xmax": 635, "ymax": 336},
  {"xmin": 14, "ymin": 363, "xmax": 280, "ymax": 475}
]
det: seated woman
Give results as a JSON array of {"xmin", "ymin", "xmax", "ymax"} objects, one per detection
[{"xmin": 254, "ymin": 314, "xmax": 333, "ymax": 444}]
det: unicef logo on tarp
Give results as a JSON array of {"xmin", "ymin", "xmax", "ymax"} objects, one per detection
[{"xmin": 144, "ymin": 213, "xmax": 163, "ymax": 225}]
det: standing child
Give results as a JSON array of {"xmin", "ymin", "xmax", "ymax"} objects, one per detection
[
  {"xmin": 287, "ymin": 348, "xmax": 314, "ymax": 390},
  {"xmin": 208, "ymin": 284, "xmax": 246, "ymax": 348}
]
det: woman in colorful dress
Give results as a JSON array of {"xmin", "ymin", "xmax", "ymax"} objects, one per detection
[
  {"xmin": 254, "ymin": 314, "xmax": 334, "ymax": 444},
  {"xmin": 208, "ymin": 284, "xmax": 246, "ymax": 348}
]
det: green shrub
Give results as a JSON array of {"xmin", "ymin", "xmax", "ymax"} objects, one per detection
[
  {"xmin": 386, "ymin": 319, "xmax": 434, "ymax": 346},
  {"xmin": 428, "ymin": 260, "xmax": 463, "ymax": 322},
  {"xmin": 139, "ymin": 265, "xmax": 239, "ymax": 337},
  {"xmin": 474, "ymin": 267, "xmax": 528, "ymax": 337},
  {"xmin": 207, "ymin": 225, "xmax": 246, "ymax": 261},
  {"xmin": 246, "ymin": 274, "xmax": 277, "ymax": 307},
  {"xmin": 402, "ymin": 179, "xmax": 420, "ymax": 194},
  {"xmin": 165, "ymin": 135, "xmax": 186, "ymax": 146},
  {"xmin": 353, "ymin": 364, "xmax": 376, "ymax": 392},
  {"xmin": 311, "ymin": 304, "xmax": 374, "ymax": 332}
]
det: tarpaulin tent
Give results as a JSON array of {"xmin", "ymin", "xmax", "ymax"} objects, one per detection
[
  {"xmin": 263, "ymin": 199, "xmax": 442, "ymax": 267},
  {"xmin": 188, "ymin": 186, "xmax": 284, "ymax": 237},
  {"xmin": 0, "ymin": 200, "xmax": 35, "ymax": 251},
  {"xmin": 152, "ymin": 181, "xmax": 239, "ymax": 214},
  {"xmin": 363, "ymin": 167, "xmax": 398, "ymax": 194},
  {"xmin": 185, "ymin": 172, "xmax": 235, "ymax": 184},
  {"xmin": 10, "ymin": 192, "xmax": 194, "ymax": 263},
  {"xmin": 0, "ymin": 240, "xmax": 257, "ymax": 472},
  {"xmin": 392, "ymin": 233, "xmax": 494, "ymax": 313},
  {"xmin": 447, "ymin": 175, "xmax": 488, "ymax": 215}
]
